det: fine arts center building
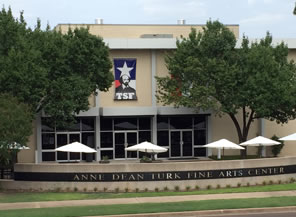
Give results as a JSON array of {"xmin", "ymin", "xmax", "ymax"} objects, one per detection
[{"xmin": 3, "ymin": 20, "xmax": 296, "ymax": 191}]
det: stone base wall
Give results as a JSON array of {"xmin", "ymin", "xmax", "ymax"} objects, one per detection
[{"xmin": 1, "ymin": 157, "xmax": 296, "ymax": 192}]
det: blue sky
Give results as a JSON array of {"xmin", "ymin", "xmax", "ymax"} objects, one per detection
[{"xmin": 2, "ymin": 0, "xmax": 296, "ymax": 38}]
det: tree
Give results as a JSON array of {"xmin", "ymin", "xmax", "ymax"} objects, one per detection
[
  {"xmin": 0, "ymin": 93, "xmax": 34, "ymax": 170},
  {"xmin": 156, "ymin": 20, "xmax": 296, "ymax": 146},
  {"xmin": 0, "ymin": 7, "xmax": 114, "ymax": 126}
]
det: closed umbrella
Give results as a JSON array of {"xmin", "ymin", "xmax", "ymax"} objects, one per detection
[{"xmin": 203, "ymin": 139, "xmax": 244, "ymax": 159}]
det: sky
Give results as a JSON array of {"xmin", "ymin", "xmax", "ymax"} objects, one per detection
[{"xmin": 2, "ymin": 0, "xmax": 296, "ymax": 39}]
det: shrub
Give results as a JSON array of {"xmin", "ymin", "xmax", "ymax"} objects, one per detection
[
  {"xmin": 174, "ymin": 186, "xmax": 180, "ymax": 191},
  {"xmin": 83, "ymin": 187, "xmax": 87, "ymax": 192},
  {"xmin": 74, "ymin": 187, "xmax": 78, "ymax": 192},
  {"xmin": 226, "ymin": 184, "xmax": 231, "ymax": 188},
  {"xmin": 144, "ymin": 188, "xmax": 148, "ymax": 192},
  {"xmin": 93, "ymin": 187, "xmax": 98, "ymax": 192},
  {"xmin": 216, "ymin": 184, "xmax": 221, "ymax": 189},
  {"xmin": 269, "ymin": 180, "xmax": 274, "ymax": 185},
  {"xmin": 154, "ymin": 187, "xmax": 159, "ymax": 192},
  {"xmin": 271, "ymin": 135, "xmax": 284, "ymax": 157},
  {"xmin": 163, "ymin": 186, "xmax": 169, "ymax": 191},
  {"xmin": 135, "ymin": 188, "xmax": 139, "ymax": 193},
  {"xmin": 207, "ymin": 185, "xmax": 212, "ymax": 190},
  {"xmin": 237, "ymin": 183, "xmax": 241, "ymax": 188},
  {"xmin": 103, "ymin": 187, "xmax": 108, "ymax": 192},
  {"xmin": 115, "ymin": 187, "xmax": 120, "ymax": 193},
  {"xmin": 195, "ymin": 185, "xmax": 200, "ymax": 190},
  {"xmin": 125, "ymin": 187, "xmax": 129, "ymax": 193},
  {"xmin": 186, "ymin": 186, "xmax": 191, "ymax": 191}
]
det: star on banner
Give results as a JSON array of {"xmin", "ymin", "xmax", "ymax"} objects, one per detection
[{"xmin": 117, "ymin": 62, "xmax": 133, "ymax": 78}]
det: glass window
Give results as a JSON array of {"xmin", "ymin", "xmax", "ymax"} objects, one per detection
[
  {"xmin": 114, "ymin": 118, "xmax": 137, "ymax": 130},
  {"xmin": 194, "ymin": 147, "xmax": 206, "ymax": 157},
  {"xmin": 42, "ymin": 134, "xmax": 55, "ymax": 150},
  {"xmin": 100, "ymin": 117, "xmax": 113, "ymax": 131},
  {"xmin": 82, "ymin": 118, "xmax": 95, "ymax": 131},
  {"xmin": 139, "ymin": 131, "xmax": 151, "ymax": 143},
  {"xmin": 100, "ymin": 132, "xmax": 113, "ymax": 148},
  {"xmin": 41, "ymin": 118, "xmax": 55, "ymax": 132},
  {"xmin": 101, "ymin": 150, "xmax": 114, "ymax": 160},
  {"xmin": 194, "ymin": 130, "xmax": 206, "ymax": 145},
  {"xmin": 157, "ymin": 131, "xmax": 169, "ymax": 147},
  {"xmin": 157, "ymin": 116, "xmax": 169, "ymax": 129},
  {"xmin": 194, "ymin": 116, "xmax": 206, "ymax": 130},
  {"xmin": 57, "ymin": 152, "xmax": 67, "ymax": 160},
  {"xmin": 56, "ymin": 134, "xmax": 68, "ymax": 148},
  {"xmin": 42, "ymin": 152, "xmax": 55, "ymax": 161},
  {"xmin": 139, "ymin": 118, "xmax": 151, "ymax": 130},
  {"xmin": 170, "ymin": 117, "xmax": 192, "ymax": 129},
  {"xmin": 82, "ymin": 133, "xmax": 95, "ymax": 148},
  {"xmin": 67, "ymin": 118, "xmax": 80, "ymax": 131}
]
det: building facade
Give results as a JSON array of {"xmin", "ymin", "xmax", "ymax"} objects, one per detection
[{"xmin": 17, "ymin": 23, "xmax": 296, "ymax": 163}]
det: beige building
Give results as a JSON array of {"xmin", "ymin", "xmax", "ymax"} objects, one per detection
[{"xmin": 18, "ymin": 22, "xmax": 296, "ymax": 163}]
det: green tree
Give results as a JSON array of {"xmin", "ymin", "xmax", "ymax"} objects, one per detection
[
  {"xmin": 0, "ymin": 94, "xmax": 33, "ymax": 170},
  {"xmin": 156, "ymin": 20, "xmax": 296, "ymax": 145},
  {"xmin": 0, "ymin": 7, "xmax": 113, "ymax": 126}
]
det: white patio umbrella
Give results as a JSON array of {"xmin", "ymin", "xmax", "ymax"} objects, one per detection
[
  {"xmin": 279, "ymin": 133, "xmax": 296, "ymax": 141},
  {"xmin": 240, "ymin": 136, "xmax": 280, "ymax": 157},
  {"xmin": 125, "ymin": 141, "xmax": 168, "ymax": 153},
  {"xmin": 203, "ymin": 139, "xmax": 244, "ymax": 159},
  {"xmin": 55, "ymin": 142, "xmax": 97, "ymax": 153}
]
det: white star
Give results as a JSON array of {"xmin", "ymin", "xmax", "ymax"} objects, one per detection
[{"xmin": 117, "ymin": 62, "xmax": 133, "ymax": 78}]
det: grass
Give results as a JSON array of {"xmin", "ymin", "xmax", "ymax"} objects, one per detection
[
  {"xmin": 1, "ymin": 196, "xmax": 296, "ymax": 217},
  {"xmin": 1, "ymin": 182, "xmax": 296, "ymax": 203}
]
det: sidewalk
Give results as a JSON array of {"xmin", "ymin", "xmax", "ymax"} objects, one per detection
[{"xmin": 1, "ymin": 190, "xmax": 296, "ymax": 211}]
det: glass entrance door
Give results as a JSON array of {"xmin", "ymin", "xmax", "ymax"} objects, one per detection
[
  {"xmin": 115, "ymin": 132, "xmax": 138, "ymax": 159},
  {"xmin": 170, "ymin": 130, "xmax": 193, "ymax": 158}
]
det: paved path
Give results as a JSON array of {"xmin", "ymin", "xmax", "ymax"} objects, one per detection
[{"xmin": 1, "ymin": 190, "xmax": 296, "ymax": 211}]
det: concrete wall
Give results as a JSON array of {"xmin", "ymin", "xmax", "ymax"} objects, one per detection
[
  {"xmin": 55, "ymin": 24, "xmax": 240, "ymax": 39},
  {"xmin": 1, "ymin": 157, "xmax": 295, "ymax": 192}
]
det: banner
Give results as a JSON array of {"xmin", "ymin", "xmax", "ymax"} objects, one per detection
[{"xmin": 114, "ymin": 59, "xmax": 137, "ymax": 100}]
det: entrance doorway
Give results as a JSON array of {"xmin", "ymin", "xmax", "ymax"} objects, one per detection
[
  {"xmin": 170, "ymin": 130, "xmax": 193, "ymax": 158},
  {"xmin": 114, "ymin": 132, "xmax": 138, "ymax": 159}
]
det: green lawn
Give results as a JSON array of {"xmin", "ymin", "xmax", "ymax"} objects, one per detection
[
  {"xmin": 1, "ymin": 182, "xmax": 296, "ymax": 203},
  {"xmin": 1, "ymin": 196, "xmax": 296, "ymax": 217}
]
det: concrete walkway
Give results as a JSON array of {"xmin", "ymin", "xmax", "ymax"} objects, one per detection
[{"xmin": 1, "ymin": 190, "xmax": 296, "ymax": 211}]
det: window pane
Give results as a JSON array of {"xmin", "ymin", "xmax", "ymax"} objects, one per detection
[
  {"xmin": 100, "ymin": 132, "xmax": 113, "ymax": 148},
  {"xmin": 57, "ymin": 134, "xmax": 67, "ymax": 148},
  {"xmin": 139, "ymin": 131, "xmax": 151, "ymax": 143},
  {"xmin": 114, "ymin": 118, "xmax": 137, "ymax": 130},
  {"xmin": 100, "ymin": 117, "xmax": 113, "ymax": 131},
  {"xmin": 194, "ymin": 130, "xmax": 206, "ymax": 145},
  {"xmin": 157, "ymin": 131, "xmax": 169, "ymax": 147},
  {"xmin": 82, "ymin": 118, "xmax": 95, "ymax": 131},
  {"xmin": 42, "ymin": 152, "xmax": 55, "ymax": 161},
  {"xmin": 67, "ymin": 118, "xmax": 80, "ymax": 131},
  {"xmin": 41, "ymin": 118, "xmax": 55, "ymax": 132},
  {"xmin": 139, "ymin": 118, "xmax": 151, "ymax": 130},
  {"xmin": 101, "ymin": 150, "xmax": 114, "ymax": 160},
  {"xmin": 194, "ymin": 147, "xmax": 206, "ymax": 157},
  {"xmin": 57, "ymin": 152, "xmax": 67, "ymax": 160},
  {"xmin": 194, "ymin": 116, "xmax": 206, "ymax": 130},
  {"xmin": 42, "ymin": 133, "xmax": 55, "ymax": 150},
  {"xmin": 170, "ymin": 117, "xmax": 192, "ymax": 129},
  {"xmin": 82, "ymin": 133, "xmax": 95, "ymax": 148},
  {"xmin": 157, "ymin": 116, "xmax": 169, "ymax": 129}
]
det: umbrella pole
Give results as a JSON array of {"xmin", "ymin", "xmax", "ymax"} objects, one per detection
[{"xmin": 217, "ymin": 149, "xmax": 221, "ymax": 159}]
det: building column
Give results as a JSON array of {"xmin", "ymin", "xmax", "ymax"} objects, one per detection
[
  {"xmin": 207, "ymin": 115, "xmax": 212, "ymax": 157},
  {"xmin": 36, "ymin": 115, "xmax": 42, "ymax": 163}
]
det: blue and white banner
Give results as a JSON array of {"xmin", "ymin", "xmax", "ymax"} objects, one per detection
[{"xmin": 114, "ymin": 59, "xmax": 137, "ymax": 100}]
